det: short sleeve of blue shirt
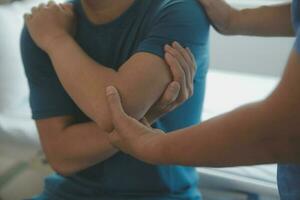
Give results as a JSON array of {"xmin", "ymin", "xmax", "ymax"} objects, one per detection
[
  {"xmin": 292, "ymin": 0, "xmax": 300, "ymax": 53},
  {"xmin": 294, "ymin": 30, "xmax": 300, "ymax": 53},
  {"xmin": 135, "ymin": 0, "xmax": 209, "ymax": 77},
  {"xmin": 21, "ymin": 27, "xmax": 77, "ymax": 120}
]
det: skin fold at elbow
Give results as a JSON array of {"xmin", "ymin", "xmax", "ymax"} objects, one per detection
[{"xmin": 47, "ymin": 155, "xmax": 79, "ymax": 177}]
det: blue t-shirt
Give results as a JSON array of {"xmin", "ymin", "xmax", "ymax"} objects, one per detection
[
  {"xmin": 277, "ymin": 1, "xmax": 300, "ymax": 199},
  {"xmin": 21, "ymin": 0, "xmax": 209, "ymax": 199}
]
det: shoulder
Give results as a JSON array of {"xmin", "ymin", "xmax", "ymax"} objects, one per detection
[
  {"xmin": 145, "ymin": 0, "xmax": 210, "ymax": 41},
  {"xmin": 21, "ymin": 25, "xmax": 55, "ymax": 81},
  {"xmin": 148, "ymin": 0, "xmax": 208, "ymax": 24}
]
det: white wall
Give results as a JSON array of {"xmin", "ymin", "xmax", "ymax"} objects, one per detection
[
  {"xmin": 209, "ymin": 29, "xmax": 294, "ymax": 76},
  {"xmin": 210, "ymin": 0, "xmax": 294, "ymax": 77}
]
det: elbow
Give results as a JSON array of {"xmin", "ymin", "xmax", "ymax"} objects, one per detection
[
  {"xmin": 47, "ymin": 156, "xmax": 78, "ymax": 177},
  {"xmin": 50, "ymin": 160, "xmax": 76, "ymax": 177}
]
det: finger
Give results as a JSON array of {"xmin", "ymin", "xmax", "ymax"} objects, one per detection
[
  {"xmin": 165, "ymin": 44, "xmax": 191, "ymax": 95},
  {"xmin": 162, "ymin": 103, "xmax": 177, "ymax": 113},
  {"xmin": 31, "ymin": 6, "xmax": 38, "ymax": 15},
  {"xmin": 158, "ymin": 81, "xmax": 180, "ymax": 109},
  {"xmin": 37, "ymin": 3, "xmax": 46, "ymax": 10},
  {"xmin": 106, "ymin": 86, "xmax": 129, "ymax": 125},
  {"xmin": 108, "ymin": 130, "xmax": 131, "ymax": 153},
  {"xmin": 172, "ymin": 42, "xmax": 194, "ymax": 96},
  {"xmin": 173, "ymin": 42, "xmax": 196, "ymax": 80},
  {"xmin": 60, "ymin": 3, "xmax": 74, "ymax": 12},
  {"xmin": 164, "ymin": 51, "xmax": 186, "ymax": 84},
  {"xmin": 164, "ymin": 52, "xmax": 189, "ymax": 102},
  {"xmin": 63, "ymin": 3, "xmax": 74, "ymax": 10},
  {"xmin": 23, "ymin": 13, "xmax": 32, "ymax": 22},
  {"xmin": 47, "ymin": 0, "xmax": 56, "ymax": 8},
  {"xmin": 47, "ymin": 0, "xmax": 55, "ymax": 5},
  {"xmin": 186, "ymin": 47, "xmax": 197, "ymax": 78},
  {"xmin": 108, "ymin": 130, "xmax": 122, "ymax": 146},
  {"xmin": 173, "ymin": 42, "xmax": 194, "ymax": 69}
]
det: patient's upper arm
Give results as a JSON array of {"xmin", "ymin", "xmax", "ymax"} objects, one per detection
[
  {"xmin": 113, "ymin": 52, "xmax": 171, "ymax": 120},
  {"xmin": 21, "ymin": 26, "xmax": 78, "ymax": 120},
  {"xmin": 112, "ymin": 0, "xmax": 210, "ymax": 120}
]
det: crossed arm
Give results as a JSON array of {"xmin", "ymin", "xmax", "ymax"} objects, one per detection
[{"xmin": 25, "ymin": 3, "xmax": 194, "ymax": 175}]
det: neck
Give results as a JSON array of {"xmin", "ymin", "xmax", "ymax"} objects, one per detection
[{"xmin": 81, "ymin": 0, "xmax": 135, "ymax": 25}]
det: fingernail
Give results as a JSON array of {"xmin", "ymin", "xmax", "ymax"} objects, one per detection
[{"xmin": 106, "ymin": 86, "xmax": 117, "ymax": 96}]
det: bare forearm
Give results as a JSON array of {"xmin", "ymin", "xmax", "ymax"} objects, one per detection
[
  {"xmin": 47, "ymin": 36, "xmax": 170, "ymax": 132},
  {"xmin": 47, "ymin": 36, "xmax": 117, "ymax": 131},
  {"xmin": 162, "ymin": 100, "xmax": 298, "ymax": 167},
  {"xmin": 232, "ymin": 4, "xmax": 293, "ymax": 36},
  {"xmin": 42, "ymin": 122, "xmax": 117, "ymax": 175}
]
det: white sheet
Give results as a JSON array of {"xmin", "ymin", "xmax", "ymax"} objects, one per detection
[{"xmin": 199, "ymin": 69, "xmax": 280, "ymax": 198}]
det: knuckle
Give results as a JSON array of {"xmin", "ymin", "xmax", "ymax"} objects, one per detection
[{"xmin": 173, "ymin": 51, "xmax": 180, "ymax": 58}]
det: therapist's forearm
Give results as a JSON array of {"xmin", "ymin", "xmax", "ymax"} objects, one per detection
[
  {"xmin": 232, "ymin": 4, "xmax": 293, "ymax": 36},
  {"xmin": 162, "ymin": 100, "xmax": 298, "ymax": 167}
]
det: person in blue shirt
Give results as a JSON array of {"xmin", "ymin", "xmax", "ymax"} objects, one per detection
[
  {"xmin": 100, "ymin": 0, "xmax": 300, "ymax": 200},
  {"xmin": 21, "ymin": 0, "xmax": 209, "ymax": 199}
]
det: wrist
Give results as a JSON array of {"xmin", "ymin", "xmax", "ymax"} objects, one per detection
[
  {"xmin": 153, "ymin": 134, "xmax": 173, "ymax": 165},
  {"xmin": 45, "ymin": 33, "xmax": 73, "ymax": 55}
]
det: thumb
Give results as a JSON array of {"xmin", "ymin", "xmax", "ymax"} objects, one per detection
[{"xmin": 106, "ymin": 86, "xmax": 129, "ymax": 125}]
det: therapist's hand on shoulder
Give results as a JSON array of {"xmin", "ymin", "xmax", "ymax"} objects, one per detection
[
  {"xmin": 198, "ymin": 0, "xmax": 238, "ymax": 34},
  {"xmin": 106, "ymin": 85, "xmax": 167, "ymax": 164},
  {"xmin": 24, "ymin": 1, "xmax": 76, "ymax": 52},
  {"xmin": 144, "ymin": 42, "xmax": 197, "ymax": 124}
]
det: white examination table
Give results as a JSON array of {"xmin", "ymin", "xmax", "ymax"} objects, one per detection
[{"xmin": 198, "ymin": 70, "xmax": 280, "ymax": 200}]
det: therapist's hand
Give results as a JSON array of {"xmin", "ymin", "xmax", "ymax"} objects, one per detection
[
  {"xmin": 145, "ymin": 42, "xmax": 197, "ymax": 124},
  {"xmin": 198, "ymin": 0, "xmax": 239, "ymax": 34},
  {"xmin": 106, "ymin": 86, "xmax": 167, "ymax": 164}
]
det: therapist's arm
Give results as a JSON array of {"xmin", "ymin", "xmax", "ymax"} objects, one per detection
[
  {"xmin": 105, "ymin": 48, "xmax": 300, "ymax": 166},
  {"xmin": 198, "ymin": 0, "xmax": 293, "ymax": 36}
]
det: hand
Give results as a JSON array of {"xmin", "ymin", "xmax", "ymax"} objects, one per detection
[
  {"xmin": 198, "ymin": 0, "xmax": 239, "ymax": 34},
  {"xmin": 106, "ymin": 86, "xmax": 167, "ymax": 164},
  {"xmin": 145, "ymin": 42, "xmax": 197, "ymax": 124},
  {"xmin": 24, "ymin": 1, "xmax": 76, "ymax": 52}
]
